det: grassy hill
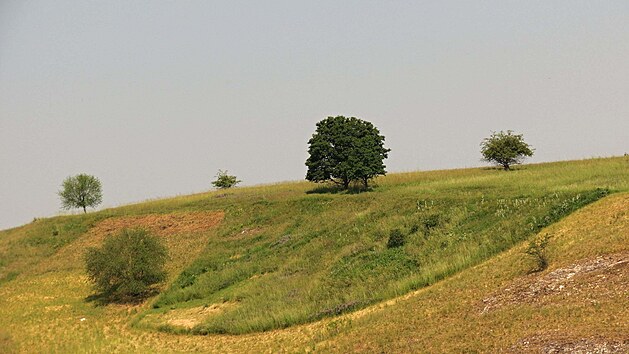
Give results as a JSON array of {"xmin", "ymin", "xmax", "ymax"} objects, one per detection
[{"xmin": 0, "ymin": 157, "xmax": 627, "ymax": 352}]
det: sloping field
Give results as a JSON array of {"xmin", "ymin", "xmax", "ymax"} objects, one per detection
[
  {"xmin": 0, "ymin": 157, "xmax": 627, "ymax": 352},
  {"xmin": 0, "ymin": 187, "xmax": 626, "ymax": 353},
  {"xmin": 313, "ymin": 192, "xmax": 628, "ymax": 352}
]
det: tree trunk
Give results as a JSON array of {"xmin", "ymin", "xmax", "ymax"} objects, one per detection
[
  {"xmin": 83, "ymin": 206, "xmax": 87, "ymax": 213},
  {"xmin": 363, "ymin": 178, "xmax": 369, "ymax": 189},
  {"xmin": 503, "ymin": 163, "xmax": 510, "ymax": 171}
]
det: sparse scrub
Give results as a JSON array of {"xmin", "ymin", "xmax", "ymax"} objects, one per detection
[{"xmin": 525, "ymin": 233, "xmax": 552, "ymax": 272}]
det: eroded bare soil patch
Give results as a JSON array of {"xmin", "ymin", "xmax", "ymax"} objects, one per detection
[
  {"xmin": 90, "ymin": 211, "xmax": 225, "ymax": 238},
  {"xmin": 510, "ymin": 335, "xmax": 629, "ymax": 353},
  {"xmin": 481, "ymin": 252, "xmax": 628, "ymax": 313}
]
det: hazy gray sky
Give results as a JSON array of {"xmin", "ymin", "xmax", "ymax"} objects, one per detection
[{"xmin": 1, "ymin": 1, "xmax": 628, "ymax": 230}]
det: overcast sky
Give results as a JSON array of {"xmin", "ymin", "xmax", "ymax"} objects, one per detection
[{"xmin": 1, "ymin": 1, "xmax": 628, "ymax": 230}]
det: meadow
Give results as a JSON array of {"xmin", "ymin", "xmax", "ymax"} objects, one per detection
[{"xmin": 0, "ymin": 156, "xmax": 627, "ymax": 352}]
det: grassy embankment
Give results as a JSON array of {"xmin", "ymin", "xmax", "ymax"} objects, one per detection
[{"xmin": 0, "ymin": 156, "xmax": 627, "ymax": 352}]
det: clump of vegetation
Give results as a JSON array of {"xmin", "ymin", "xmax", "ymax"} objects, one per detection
[
  {"xmin": 421, "ymin": 213, "xmax": 442, "ymax": 233},
  {"xmin": 480, "ymin": 130, "xmax": 534, "ymax": 170},
  {"xmin": 85, "ymin": 228, "xmax": 168, "ymax": 301},
  {"xmin": 525, "ymin": 233, "xmax": 552, "ymax": 272},
  {"xmin": 387, "ymin": 229, "xmax": 406, "ymax": 248},
  {"xmin": 58, "ymin": 173, "xmax": 103, "ymax": 213},
  {"xmin": 306, "ymin": 116, "xmax": 390, "ymax": 189},
  {"xmin": 211, "ymin": 170, "xmax": 241, "ymax": 189},
  {"xmin": 410, "ymin": 213, "xmax": 443, "ymax": 235}
]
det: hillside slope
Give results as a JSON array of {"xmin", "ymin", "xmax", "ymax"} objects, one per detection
[
  {"xmin": 0, "ymin": 157, "xmax": 627, "ymax": 352},
  {"xmin": 313, "ymin": 192, "xmax": 628, "ymax": 352}
]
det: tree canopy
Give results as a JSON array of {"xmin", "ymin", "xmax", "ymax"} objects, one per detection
[
  {"xmin": 306, "ymin": 116, "xmax": 390, "ymax": 189},
  {"xmin": 480, "ymin": 130, "xmax": 534, "ymax": 170},
  {"xmin": 58, "ymin": 173, "xmax": 103, "ymax": 213}
]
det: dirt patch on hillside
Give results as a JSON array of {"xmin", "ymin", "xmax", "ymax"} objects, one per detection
[
  {"xmin": 142, "ymin": 302, "xmax": 234, "ymax": 330},
  {"xmin": 36, "ymin": 211, "xmax": 224, "ymax": 275},
  {"xmin": 89, "ymin": 211, "xmax": 225, "ymax": 239},
  {"xmin": 510, "ymin": 335, "xmax": 629, "ymax": 353},
  {"xmin": 481, "ymin": 252, "xmax": 629, "ymax": 314}
]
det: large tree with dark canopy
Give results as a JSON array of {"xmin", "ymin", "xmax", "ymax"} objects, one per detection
[{"xmin": 306, "ymin": 116, "xmax": 390, "ymax": 189}]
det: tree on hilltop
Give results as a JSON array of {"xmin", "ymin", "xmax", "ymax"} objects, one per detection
[
  {"xmin": 212, "ymin": 170, "xmax": 241, "ymax": 189},
  {"xmin": 480, "ymin": 130, "xmax": 534, "ymax": 170},
  {"xmin": 58, "ymin": 173, "xmax": 103, "ymax": 213},
  {"xmin": 306, "ymin": 116, "xmax": 390, "ymax": 189}
]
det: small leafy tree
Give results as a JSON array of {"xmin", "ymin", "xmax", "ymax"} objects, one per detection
[
  {"xmin": 85, "ymin": 228, "xmax": 167, "ymax": 300},
  {"xmin": 306, "ymin": 116, "xmax": 390, "ymax": 189},
  {"xmin": 480, "ymin": 130, "xmax": 534, "ymax": 170},
  {"xmin": 58, "ymin": 174, "xmax": 103, "ymax": 213},
  {"xmin": 211, "ymin": 169, "xmax": 241, "ymax": 189}
]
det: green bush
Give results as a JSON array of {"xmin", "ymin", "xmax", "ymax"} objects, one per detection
[
  {"xmin": 85, "ymin": 228, "xmax": 168, "ymax": 300},
  {"xmin": 525, "ymin": 233, "xmax": 552, "ymax": 272},
  {"xmin": 387, "ymin": 229, "xmax": 406, "ymax": 248},
  {"xmin": 421, "ymin": 213, "xmax": 441, "ymax": 233},
  {"xmin": 212, "ymin": 169, "xmax": 241, "ymax": 189}
]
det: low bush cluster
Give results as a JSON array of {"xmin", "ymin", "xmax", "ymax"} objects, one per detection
[
  {"xmin": 387, "ymin": 229, "xmax": 406, "ymax": 248},
  {"xmin": 85, "ymin": 228, "xmax": 168, "ymax": 301}
]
